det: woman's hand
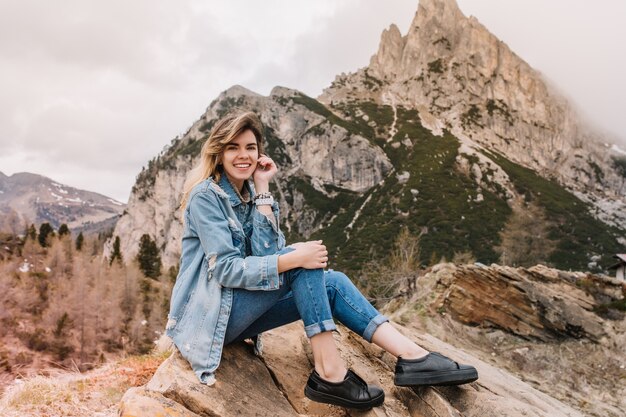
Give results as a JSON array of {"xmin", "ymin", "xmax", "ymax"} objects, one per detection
[
  {"xmin": 277, "ymin": 240, "xmax": 329, "ymax": 273},
  {"xmin": 292, "ymin": 240, "xmax": 329, "ymax": 269},
  {"xmin": 253, "ymin": 154, "xmax": 278, "ymax": 191}
]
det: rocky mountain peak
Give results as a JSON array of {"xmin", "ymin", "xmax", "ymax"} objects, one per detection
[
  {"xmin": 412, "ymin": 0, "xmax": 466, "ymax": 33},
  {"xmin": 321, "ymin": 0, "xmax": 626, "ymax": 229},
  {"xmin": 368, "ymin": 23, "xmax": 404, "ymax": 76},
  {"xmin": 222, "ymin": 84, "xmax": 261, "ymax": 98},
  {"xmin": 269, "ymin": 85, "xmax": 298, "ymax": 98}
]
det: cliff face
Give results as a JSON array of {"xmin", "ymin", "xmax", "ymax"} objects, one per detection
[{"xmin": 320, "ymin": 0, "xmax": 626, "ymax": 228}]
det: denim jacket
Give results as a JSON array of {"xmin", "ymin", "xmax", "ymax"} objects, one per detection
[{"xmin": 166, "ymin": 173, "xmax": 286, "ymax": 385}]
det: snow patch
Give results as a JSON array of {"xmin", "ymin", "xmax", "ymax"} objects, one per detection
[
  {"xmin": 611, "ymin": 144, "xmax": 626, "ymax": 156},
  {"xmin": 67, "ymin": 197, "xmax": 82, "ymax": 203},
  {"xmin": 19, "ymin": 262, "xmax": 29, "ymax": 273},
  {"xmin": 107, "ymin": 198, "xmax": 123, "ymax": 206},
  {"xmin": 50, "ymin": 192, "xmax": 63, "ymax": 200}
]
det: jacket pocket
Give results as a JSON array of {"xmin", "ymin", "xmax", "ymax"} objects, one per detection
[{"xmin": 228, "ymin": 225, "xmax": 246, "ymax": 253}]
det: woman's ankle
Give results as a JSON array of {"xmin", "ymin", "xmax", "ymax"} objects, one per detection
[
  {"xmin": 398, "ymin": 347, "xmax": 429, "ymax": 360},
  {"xmin": 315, "ymin": 365, "xmax": 348, "ymax": 383}
]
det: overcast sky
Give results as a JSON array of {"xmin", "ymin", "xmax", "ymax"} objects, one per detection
[{"xmin": 1, "ymin": 0, "xmax": 624, "ymax": 203}]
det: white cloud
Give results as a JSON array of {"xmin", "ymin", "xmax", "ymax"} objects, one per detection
[{"xmin": 0, "ymin": 0, "xmax": 624, "ymax": 203}]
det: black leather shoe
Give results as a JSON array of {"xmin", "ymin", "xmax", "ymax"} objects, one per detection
[
  {"xmin": 304, "ymin": 369, "xmax": 385, "ymax": 409},
  {"xmin": 395, "ymin": 352, "xmax": 478, "ymax": 386}
]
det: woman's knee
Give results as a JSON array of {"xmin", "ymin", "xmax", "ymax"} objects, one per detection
[
  {"xmin": 324, "ymin": 270, "xmax": 355, "ymax": 294},
  {"xmin": 284, "ymin": 266, "xmax": 324, "ymax": 286}
]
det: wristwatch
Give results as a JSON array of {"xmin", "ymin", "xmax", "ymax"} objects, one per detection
[{"xmin": 254, "ymin": 192, "xmax": 274, "ymax": 206}]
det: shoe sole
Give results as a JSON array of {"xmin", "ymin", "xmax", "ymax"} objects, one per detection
[
  {"xmin": 304, "ymin": 385, "xmax": 385, "ymax": 410},
  {"xmin": 395, "ymin": 368, "xmax": 478, "ymax": 387}
]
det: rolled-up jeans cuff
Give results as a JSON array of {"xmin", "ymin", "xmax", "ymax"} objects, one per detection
[
  {"xmin": 304, "ymin": 319, "xmax": 337, "ymax": 338},
  {"xmin": 362, "ymin": 314, "xmax": 389, "ymax": 342}
]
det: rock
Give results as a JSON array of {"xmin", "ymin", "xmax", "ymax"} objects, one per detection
[
  {"xmin": 431, "ymin": 264, "xmax": 621, "ymax": 342},
  {"xmin": 141, "ymin": 343, "xmax": 297, "ymax": 417},
  {"xmin": 120, "ymin": 320, "xmax": 585, "ymax": 416},
  {"xmin": 390, "ymin": 262, "xmax": 626, "ymax": 417},
  {"xmin": 119, "ymin": 387, "xmax": 201, "ymax": 417}
]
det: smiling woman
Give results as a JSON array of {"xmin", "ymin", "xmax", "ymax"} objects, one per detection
[{"xmin": 166, "ymin": 110, "xmax": 478, "ymax": 410}]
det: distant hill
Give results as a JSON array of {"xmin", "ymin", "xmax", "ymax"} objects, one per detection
[{"xmin": 0, "ymin": 171, "xmax": 125, "ymax": 235}]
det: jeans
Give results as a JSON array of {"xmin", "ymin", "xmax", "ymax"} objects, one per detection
[{"xmin": 224, "ymin": 264, "xmax": 388, "ymax": 345}]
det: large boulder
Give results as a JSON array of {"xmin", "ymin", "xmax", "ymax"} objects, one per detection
[{"xmin": 120, "ymin": 320, "xmax": 584, "ymax": 417}]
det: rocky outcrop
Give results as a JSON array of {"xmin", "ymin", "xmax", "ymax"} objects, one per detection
[
  {"xmin": 433, "ymin": 264, "xmax": 624, "ymax": 342},
  {"xmin": 319, "ymin": 0, "xmax": 626, "ymax": 228},
  {"xmin": 389, "ymin": 263, "xmax": 626, "ymax": 417},
  {"xmin": 120, "ymin": 321, "xmax": 585, "ymax": 417}
]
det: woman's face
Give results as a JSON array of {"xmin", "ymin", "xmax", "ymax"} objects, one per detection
[{"xmin": 221, "ymin": 129, "xmax": 258, "ymax": 188}]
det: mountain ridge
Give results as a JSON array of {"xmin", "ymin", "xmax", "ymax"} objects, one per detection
[{"xmin": 0, "ymin": 171, "xmax": 125, "ymax": 234}]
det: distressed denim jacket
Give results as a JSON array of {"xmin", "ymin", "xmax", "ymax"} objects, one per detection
[{"xmin": 166, "ymin": 172, "xmax": 286, "ymax": 385}]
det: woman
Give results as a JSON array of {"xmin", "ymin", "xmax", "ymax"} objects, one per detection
[{"xmin": 166, "ymin": 111, "xmax": 478, "ymax": 409}]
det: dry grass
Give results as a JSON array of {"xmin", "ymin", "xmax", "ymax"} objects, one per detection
[{"xmin": 0, "ymin": 351, "xmax": 168, "ymax": 417}]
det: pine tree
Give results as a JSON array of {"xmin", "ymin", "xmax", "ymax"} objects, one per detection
[
  {"xmin": 75, "ymin": 232, "xmax": 84, "ymax": 251},
  {"xmin": 109, "ymin": 236, "xmax": 123, "ymax": 265},
  {"xmin": 58, "ymin": 224, "xmax": 70, "ymax": 236},
  {"xmin": 136, "ymin": 234, "xmax": 161, "ymax": 279},
  {"xmin": 38, "ymin": 223, "xmax": 55, "ymax": 247},
  {"xmin": 27, "ymin": 224, "xmax": 37, "ymax": 241}
]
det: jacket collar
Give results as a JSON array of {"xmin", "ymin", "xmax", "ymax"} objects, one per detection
[{"xmin": 217, "ymin": 171, "xmax": 256, "ymax": 208}]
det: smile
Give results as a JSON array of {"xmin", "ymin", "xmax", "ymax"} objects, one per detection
[{"xmin": 234, "ymin": 163, "xmax": 251, "ymax": 169}]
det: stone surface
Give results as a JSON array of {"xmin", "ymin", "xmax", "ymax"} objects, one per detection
[
  {"xmin": 119, "ymin": 387, "xmax": 200, "ymax": 417},
  {"xmin": 428, "ymin": 263, "xmax": 624, "ymax": 343},
  {"xmin": 143, "ymin": 343, "xmax": 297, "ymax": 417}
]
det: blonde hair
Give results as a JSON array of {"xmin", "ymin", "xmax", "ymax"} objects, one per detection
[{"xmin": 180, "ymin": 111, "xmax": 265, "ymax": 211}]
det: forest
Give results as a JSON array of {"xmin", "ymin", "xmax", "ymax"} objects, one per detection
[{"xmin": 0, "ymin": 225, "xmax": 173, "ymax": 385}]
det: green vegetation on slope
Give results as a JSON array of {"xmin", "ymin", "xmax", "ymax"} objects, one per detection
[
  {"xmin": 486, "ymin": 151, "xmax": 624, "ymax": 271},
  {"xmin": 307, "ymin": 105, "xmax": 511, "ymax": 273}
]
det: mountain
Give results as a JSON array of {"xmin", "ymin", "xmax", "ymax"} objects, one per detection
[
  {"xmin": 319, "ymin": 0, "xmax": 626, "ymax": 228},
  {"xmin": 0, "ymin": 171, "xmax": 125, "ymax": 234},
  {"xmin": 108, "ymin": 0, "xmax": 625, "ymax": 273}
]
